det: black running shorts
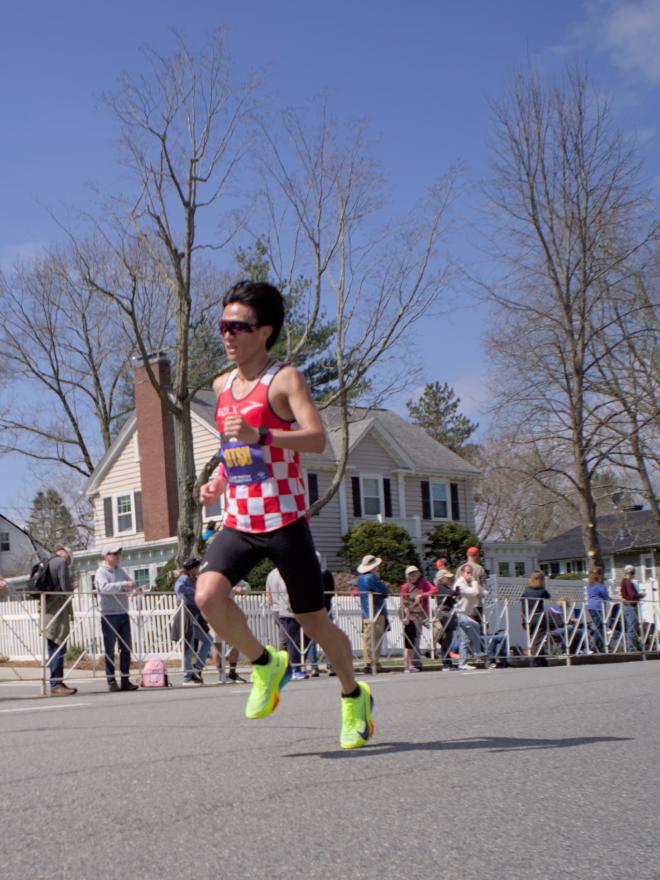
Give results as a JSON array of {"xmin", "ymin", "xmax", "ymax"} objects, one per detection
[{"xmin": 200, "ymin": 517, "xmax": 324, "ymax": 614}]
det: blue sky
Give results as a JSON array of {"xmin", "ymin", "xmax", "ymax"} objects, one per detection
[{"xmin": 1, "ymin": 0, "xmax": 659, "ymax": 521}]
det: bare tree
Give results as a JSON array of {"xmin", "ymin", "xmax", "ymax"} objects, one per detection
[
  {"xmin": 251, "ymin": 99, "xmax": 457, "ymax": 513},
  {"xmin": 73, "ymin": 31, "xmax": 257, "ymax": 560},
  {"xmin": 0, "ymin": 247, "xmax": 154, "ymax": 476},
  {"xmin": 482, "ymin": 66, "xmax": 658, "ymax": 566}
]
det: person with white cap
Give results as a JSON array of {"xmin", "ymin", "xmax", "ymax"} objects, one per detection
[
  {"xmin": 94, "ymin": 546, "xmax": 139, "ymax": 692},
  {"xmin": 399, "ymin": 565, "xmax": 436, "ymax": 672},
  {"xmin": 356, "ymin": 555, "xmax": 390, "ymax": 674},
  {"xmin": 619, "ymin": 565, "xmax": 645, "ymax": 649}
]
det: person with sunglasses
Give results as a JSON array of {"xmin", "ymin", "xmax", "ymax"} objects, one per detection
[{"xmin": 196, "ymin": 281, "xmax": 374, "ymax": 750}]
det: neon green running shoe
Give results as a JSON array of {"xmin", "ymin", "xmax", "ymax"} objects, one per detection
[
  {"xmin": 245, "ymin": 646, "xmax": 290, "ymax": 719},
  {"xmin": 340, "ymin": 681, "xmax": 374, "ymax": 749}
]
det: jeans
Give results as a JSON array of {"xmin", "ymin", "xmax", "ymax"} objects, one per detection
[
  {"xmin": 278, "ymin": 616, "xmax": 304, "ymax": 671},
  {"xmin": 101, "ymin": 613, "xmax": 133, "ymax": 683},
  {"xmin": 183, "ymin": 620, "xmax": 212, "ymax": 679},
  {"xmin": 588, "ymin": 609, "xmax": 605, "ymax": 652},
  {"xmin": 47, "ymin": 638, "xmax": 65, "ymax": 686},
  {"xmin": 623, "ymin": 606, "xmax": 641, "ymax": 648},
  {"xmin": 305, "ymin": 639, "xmax": 319, "ymax": 671},
  {"xmin": 457, "ymin": 612, "xmax": 482, "ymax": 664}
]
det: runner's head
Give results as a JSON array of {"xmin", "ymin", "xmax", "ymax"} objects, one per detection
[{"xmin": 221, "ymin": 281, "xmax": 285, "ymax": 352}]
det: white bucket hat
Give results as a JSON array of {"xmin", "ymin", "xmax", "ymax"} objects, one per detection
[{"xmin": 357, "ymin": 555, "xmax": 382, "ymax": 574}]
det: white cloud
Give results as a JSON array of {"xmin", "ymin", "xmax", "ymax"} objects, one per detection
[{"xmin": 598, "ymin": 0, "xmax": 660, "ymax": 84}]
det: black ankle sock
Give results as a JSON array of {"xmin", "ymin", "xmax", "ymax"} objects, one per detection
[
  {"xmin": 342, "ymin": 686, "xmax": 361, "ymax": 699},
  {"xmin": 252, "ymin": 649, "xmax": 270, "ymax": 666}
]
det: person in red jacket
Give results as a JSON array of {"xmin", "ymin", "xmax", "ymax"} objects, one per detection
[
  {"xmin": 400, "ymin": 566, "xmax": 436, "ymax": 672},
  {"xmin": 619, "ymin": 565, "xmax": 645, "ymax": 649}
]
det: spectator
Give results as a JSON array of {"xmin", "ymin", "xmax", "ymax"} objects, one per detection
[
  {"xmin": 95, "ymin": 546, "xmax": 139, "ymax": 692},
  {"xmin": 457, "ymin": 546, "xmax": 488, "ymax": 589},
  {"xmin": 619, "ymin": 565, "xmax": 645, "ymax": 650},
  {"xmin": 586, "ymin": 566, "xmax": 610, "ymax": 653},
  {"xmin": 454, "ymin": 563, "xmax": 488, "ymax": 671},
  {"xmin": 44, "ymin": 545, "xmax": 78, "ymax": 697},
  {"xmin": 400, "ymin": 565, "xmax": 436, "ymax": 673},
  {"xmin": 202, "ymin": 520, "xmax": 219, "ymax": 544},
  {"xmin": 175, "ymin": 557, "xmax": 213, "ymax": 686},
  {"xmin": 302, "ymin": 553, "xmax": 333, "ymax": 677},
  {"xmin": 212, "ymin": 580, "xmax": 250, "ymax": 683},
  {"xmin": 521, "ymin": 571, "xmax": 551, "ymax": 667},
  {"xmin": 432, "ymin": 567, "xmax": 458, "ymax": 669},
  {"xmin": 356, "ymin": 555, "xmax": 390, "ymax": 674},
  {"xmin": 266, "ymin": 568, "xmax": 307, "ymax": 680}
]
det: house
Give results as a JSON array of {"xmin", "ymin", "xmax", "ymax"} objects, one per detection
[
  {"xmin": 538, "ymin": 507, "xmax": 659, "ymax": 583},
  {"xmin": 482, "ymin": 541, "xmax": 543, "ymax": 580},
  {"xmin": 78, "ymin": 353, "xmax": 480, "ymax": 588},
  {"xmin": 0, "ymin": 514, "xmax": 41, "ymax": 579}
]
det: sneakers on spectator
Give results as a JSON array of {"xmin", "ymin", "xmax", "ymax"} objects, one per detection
[
  {"xmin": 108, "ymin": 681, "xmax": 120, "ymax": 693},
  {"xmin": 457, "ymin": 663, "xmax": 476, "ymax": 671},
  {"xmin": 311, "ymin": 669, "xmax": 320, "ymax": 678},
  {"xmin": 191, "ymin": 671, "xmax": 204, "ymax": 684},
  {"xmin": 227, "ymin": 670, "xmax": 247, "ymax": 683},
  {"xmin": 340, "ymin": 682, "xmax": 374, "ymax": 750},
  {"xmin": 120, "ymin": 680, "xmax": 139, "ymax": 691},
  {"xmin": 245, "ymin": 646, "xmax": 290, "ymax": 719},
  {"xmin": 50, "ymin": 683, "xmax": 77, "ymax": 696},
  {"xmin": 182, "ymin": 677, "xmax": 202, "ymax": 687},
  {"xmin": 404, "ymin": 667, "xmax": 420, "ymax": 673},
  {"xmin": 291, "ymin": 669, "xmax": 307, "ymax": 681}
]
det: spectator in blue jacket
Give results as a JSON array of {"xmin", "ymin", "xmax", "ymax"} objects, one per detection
[
  {"xmin": 586, "ymin": 566, "xmax": 610, "ymax": 653},
  {"xmin": 356, "ymin": 555, "xmax": 390, "ymax": 674},
  {"xmin": 175, "ymin": 557, "xmax": 212, "ymax": 686}
]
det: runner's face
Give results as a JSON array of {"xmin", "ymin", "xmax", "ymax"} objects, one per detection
[{"xmin": 220, "ymin": 303, "xmax": 271, "ymax": 363}]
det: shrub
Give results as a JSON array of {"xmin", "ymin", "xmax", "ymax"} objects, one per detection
[
  {"xmin": 341, "ymin": 521, "xmax": 420, "ymax": 586},
  {"xmin": 424, "ymin": 522, "xmax": 480, "ymax": 569},
  {"xmin": 65, "ymin": 644, "xmax": 85, "ymax": 662},
  {"xmin": 152, "ymin": 557, "xmax": 178, "ymax": 593},
  {"xmin": 244, "ymin": 558, "xmax": 273, "ymax": 591}
]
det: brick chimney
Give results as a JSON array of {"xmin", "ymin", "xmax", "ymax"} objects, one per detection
[{"xmin": 133, "ymin": 353, "xmax": 179, "ymax": 541}]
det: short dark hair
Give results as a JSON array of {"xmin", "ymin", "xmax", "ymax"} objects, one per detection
[
  {"xmin": 223, "ymin": 281, "xmax": 285, "ymax": 350},
  {"xmin": 206, "ymin": 520, "xmax": 216, "ymax": 530}
]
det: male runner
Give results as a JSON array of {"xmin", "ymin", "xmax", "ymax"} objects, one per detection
[{"xmin": 196, "ymin": 280, "xmax": 374, "ymax": 749}]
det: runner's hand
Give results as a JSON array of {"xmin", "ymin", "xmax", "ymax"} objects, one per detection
[
  {"xmin": 200, "ymin": 477, "xmax": 226, "ymax": 505},
  {"xmin": 223, "ymin": 415, "xmax": 259, "ymax": 444}
]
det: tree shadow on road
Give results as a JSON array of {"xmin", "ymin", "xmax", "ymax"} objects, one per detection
[{"xmin": 285, "ymin": 734, "xmax": 632, "ymax": 760}]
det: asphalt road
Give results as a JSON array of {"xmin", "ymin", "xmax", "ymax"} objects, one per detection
[{"xmin": 1, "ymin": 662, "xmax": 658, "ymax": 880}]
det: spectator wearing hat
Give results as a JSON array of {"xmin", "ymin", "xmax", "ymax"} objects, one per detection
[
  {"xmin": 356, "ymin": 555, "xmax": 390, "ymax": 674},
  {"xmin": 400, "ymin": 566, "xmax": 436, "ymax": 672},
  {"xmin": 95, "ymin": 546, "xmax": 139, "ymax": 692},
  {"xmin": 454, "ymin": 563, "xmax": 489, "ymax": 671},
  {"xmin": 456, "ymin": 547, "xmax": 487, "ymax": 589},
  {"xmin": 175, "ymin": 557, "xmax": 213, "ymax": 686},
  {"xmin": 521, "ymin": 571, "xmax": 551, "ymax": 667},
  {"xmin": 45, "ymin": 545, "xmax": 78, "ymax": 697},
  {"xmin": 619, "ymin": 565, "xmax": 645, "ymax": 650},
  {"xmin": 432, "ymin": 567, "xmax": 458, "ymax": 668}
]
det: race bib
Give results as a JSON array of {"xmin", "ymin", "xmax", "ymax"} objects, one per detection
[{"xmin": 221, "ymin": 439, "xmax": 270, "ymax": 485}]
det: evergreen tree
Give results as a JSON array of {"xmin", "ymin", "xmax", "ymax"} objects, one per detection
[
  {"xmin": 406, "ymin": 382, "xmax": 478, "ymax": 452},
  {"xmin": 27, "ymin": 489, "xmax": 80, "ymax": 550},
  {"xmin": 341, "ymin": 521, "xmax": 420, "ymax": 586}
]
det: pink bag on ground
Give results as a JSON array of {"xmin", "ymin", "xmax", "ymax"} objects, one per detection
[{"xmin": 140, "ymin": 658, "xmax": 169, "ymax": 688}]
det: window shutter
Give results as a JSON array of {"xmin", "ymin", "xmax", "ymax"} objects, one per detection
[
  {"xmin": 383, "ymin": 479, "xmax": 392, "ymax": 518},
  {"xmin": 307, "ymin": 473, "xmax": 319, "ymax": 506},
  {"xmin": 421, "ymin": 481, "xmax": 431, "ymax": 520},
  {"xmin": 134, "ymin": 491, "xmax": 144, "ymax": 532},
  {"xmin": 450, "ymin": 483, "xmax": 460, "ymax": 521},
  {"xmin": 103, "ymin": 498, "xmax": 114, "ymax": 537},
  {"xmin": 351, "ymin": 477, "xmax": 362, "ymax": 518}
]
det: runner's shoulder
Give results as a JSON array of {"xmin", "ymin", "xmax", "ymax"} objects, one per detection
[
  {"xmin": 212, "ymin": 371, "xmax": 233, "ymax": 396},
  {"xmin": 272, "ymin": 362, "xmax": 306, "ymax": 389}
]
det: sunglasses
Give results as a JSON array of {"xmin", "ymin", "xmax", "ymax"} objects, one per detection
[{"xmin": 219, "ymin": 319, "xmax": 259, "ymax": 336}]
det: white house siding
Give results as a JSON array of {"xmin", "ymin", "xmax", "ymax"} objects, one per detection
[
  {"xmin": 93, "ymin": 428, "xmax": 145, "ymax": 553},
  {"xmin": 345, "ymin": 434, "xmax": 401, "ymax": 527},
  {"xmin": 0, "ymin": 521, "xmax": 39, "ymax": 578},
  {"xmin": 305, "ymin": 469, "xmax": 345, "ymax": 569},
  {"xmin": 192, "ymin": 418, "xmax": 220, "ymax": 476}
]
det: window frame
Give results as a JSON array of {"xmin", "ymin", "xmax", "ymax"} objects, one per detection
[
  {"xmin": 0, "ymin": 531, "xmax": 10, "ymax": 552},
  {"xmin": 114, "ymin": 493, "xmax": 135, "ymax": 536},
  {"xmin": 359, "ymin": 475, "xmax": 383, "ymax": 518},
  {"xmin": 429, "ymin": 480, "xmax": 450, "ymax": 520},
  {"xmin": 498, "ymin": 561, "xmax": 511, "ymax": 577},
  {"xmin": 514, "ymin": 561, "xmax": 526, "ymax": 578}
]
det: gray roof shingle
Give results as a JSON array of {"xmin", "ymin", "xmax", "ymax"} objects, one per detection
[{"xmin": 538, "ymin": 508, "xmax": 659, "ymax": 561}]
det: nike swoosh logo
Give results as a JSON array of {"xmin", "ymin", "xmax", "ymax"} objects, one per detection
[{"xmin": 356, "ymin": 723, "xmax": 370, "ymax": 740}]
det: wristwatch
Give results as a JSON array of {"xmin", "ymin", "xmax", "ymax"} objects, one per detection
[{"xmin": 258, "ymin": 427, "xmax": 273, "ymax": 446}]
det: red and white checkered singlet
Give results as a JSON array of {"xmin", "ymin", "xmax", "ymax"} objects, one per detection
[{"xmin": 215, "ymin": 362, "xmax": 307, "ymax": 533}]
